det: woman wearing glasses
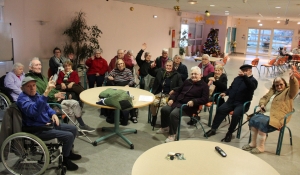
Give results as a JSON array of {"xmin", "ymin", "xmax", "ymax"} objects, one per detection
[{"xmin": 242, "ymin": 71, "xmax": 298, "ymax": 154}]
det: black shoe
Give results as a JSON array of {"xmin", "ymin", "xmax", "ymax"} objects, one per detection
[
  {"xmin": 68, "ymin": 152, "xmax": 82, "ymax": 161},
  {"xmin": 187, "ymin": 116, "xmax": 200, "ymax": 125},
  {"xmin": 204, "ymin": 129, "xmax": 216, "ymax": 137},
  {"xmin": 223, "ymin": 132, "xmax": 232, "ymax": 142},
  {"xmin": 63, "ymin": 157, "xmax": 79, "ymax": 171},
  {"xmin": 106, "ymin": 117, "xmax": 114, "ymax": 124},
  {"xmin": 130, "ymin": 116, "xmax": 138, "ymax": 123}
]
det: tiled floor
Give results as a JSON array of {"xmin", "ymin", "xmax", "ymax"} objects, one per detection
[{"xmin": 0, "ymin": 54, "xmax": 299, "ymax": 175}]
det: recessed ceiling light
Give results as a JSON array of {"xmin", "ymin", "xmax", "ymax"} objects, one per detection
[
  {"xmin": 259, "ymin": 24, "xmax": 263, "ymax": 26},
  {"xmin": 298, "ymin": 22, "xmax": 300, "ymax": 24},
  {"xmin": 277, "ymin": 17, "xmax": 280, "ymax": 18},
  {"xmin": 225, "ymin": 11, "xmax": 229, "ymax": 12},
  {"xmin": 275, "ymin": 7, "xmax": 281, "ymax": 8},
  {"xmin": 153, "ymin": 15, "xmax": 158, "ymax": 18},
  {"xmin": 188, "ymin": 0, "xmax": 197, "ymax": 4},
  {"xmin": 257, "ymin": 20, "xmax": 261, "ymax": 22},
  {"xmin": 277, "ymin": 21, "xmax": 280, "ymax": 23},
  {"xmin": 225, "ymin": 12, "xmax": 229, "ymax": 15},
  {"xmin": 210, "ymin": 5, "xmax": 215, "ymax": 7}
]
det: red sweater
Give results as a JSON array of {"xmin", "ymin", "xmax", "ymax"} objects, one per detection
[
  {"xmin": 108, "ymin": 54, "xmax": 133, "ymax": 72},
  {"xmin": 85, "ymin": 56, "xmax": 108, "ymax": 75},
  {"xmin": 57, "ymin": 71, "xmax": 80, "ymax": 84}
]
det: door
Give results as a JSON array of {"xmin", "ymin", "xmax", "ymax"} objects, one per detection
[{"xmin": 246, "ymin": 28, "xmax": 271, "ymax": 55}]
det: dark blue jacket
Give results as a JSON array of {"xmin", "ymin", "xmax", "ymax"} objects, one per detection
[
  {"xmin": 226, "ymin": 75, "xmax": 258, "ymax": 103},
  {"xmin": 17, "ymin": 92, "xmax": 56, "ymax": 127},
  {"xmin": 176, "ymin": 63, "xmax": 188, "ymax": 82}
]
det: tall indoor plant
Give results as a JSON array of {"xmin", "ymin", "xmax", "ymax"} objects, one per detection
[
  {"xmin": 179, "ymin": 30, "xmax": 188, "ymax": 56},
  {"xmin": 63, "ymin": 11, "xmax": 102, "ymax": 68}
]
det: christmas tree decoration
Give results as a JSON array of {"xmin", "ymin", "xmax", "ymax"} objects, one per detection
[{"xmin": 203, "ymin": 28, "xmax": 221, "ymax": 56}]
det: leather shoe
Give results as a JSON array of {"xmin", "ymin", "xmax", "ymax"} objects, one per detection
[
  {"xmin": 224, "ymin": 132, "xmax": 232, "ymax": 142},
  {"xmin": 204, "ymin": 129, "xmax": 216, "ymax": 137},
  {"xmin": 68, "ymin": 152, "xmax": 82, "ymax": 160},
  {"xmin": 63, "ymin": 158, "xmax": 79, "ymax": 171}
]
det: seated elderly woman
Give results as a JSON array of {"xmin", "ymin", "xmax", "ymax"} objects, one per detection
[
  {"xmin": 173, "ymin": 55, "xmax": 188, "ymax": 82},
  {"xmin": 198, "ymin": 54, "xmax": 215, "ymax": 79},
  {"xmin": 187, "ymin": 64, "xmax": 227, "ymax": 125},
  {"xmin": 156, "ymin": 66, "xmax": 209, "ymax": 142},
  {"xmin": 242, "ymin": 72, "xmax": 298, "ymax": 154},
  {"xmin": 105, "ymin": 59, "xmax": 137, "ymax": 125},
  {"xmin": 148, "ymin": 60, "xmax": 183, "ymax": 128},
  {"xmin": 4, "ymin": 63, "xmax": 25, "ymax": 102},
  {"xmin": 56, "ymin": 60, "xmax": 84, "ymax": 101}
]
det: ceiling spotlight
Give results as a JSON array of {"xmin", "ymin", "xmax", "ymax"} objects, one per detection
[
  {"xmin": 257, "ymin": 20, "xmax": 261, "ymax": 22},
  {"xmin": 205, "ymin": 10, "xmax": 210, "ymax": 17},
  {"xmin": 277, "ymin": 21, "xmax": 280, "ymax": 23},
  {"xmin": 259, "ymin": 24, "xmax": 263, "ymax": 26},
  {"xmin": 174, "ymin": 6, "xmax": 180, "ymax": 11},
  {"xmin": 298, "ymin": 22, "xmax": 300, "ymax": 24},
  {"xmin": 188, "ymin": 0, "xmax": 197, "ymax": 4}
]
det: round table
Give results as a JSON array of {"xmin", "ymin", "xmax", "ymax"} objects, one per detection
[
  {"xmin": 80, "ymin": 86, "xmax": 154, "ymax": 148},
  {"xmin": 132, "ymin": 140, "xmax": 279, "ymax": 175}
]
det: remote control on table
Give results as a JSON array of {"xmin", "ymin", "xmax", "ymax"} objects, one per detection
[{"xmin": 215, "ymin": 146, "xmax": 227, "ymax": 157}]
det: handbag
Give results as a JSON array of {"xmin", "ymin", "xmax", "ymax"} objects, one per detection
[{"xmin": 153, "ymin": 93, "xmax": 170, "ymax": 107}]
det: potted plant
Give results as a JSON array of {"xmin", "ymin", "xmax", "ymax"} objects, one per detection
[
  {"xmin": 63, "ymin": 11, "xmax": 103, "ymax": 69},
  {"xmin": 179, "ymin": 30, "xmax": 188, "ymax": 57}
]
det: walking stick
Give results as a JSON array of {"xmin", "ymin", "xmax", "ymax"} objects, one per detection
[
  {"xmin": 233, "ymin": 111, "xmax": 260, "ymax": 132},
  {"xmin": 152, "ymin": 92, "xmax": 163, "ymax": 131}
]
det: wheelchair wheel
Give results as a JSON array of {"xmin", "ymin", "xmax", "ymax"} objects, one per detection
[
  {"xmin": 1, "ymin": 132, "xmax": 50, "ymax": 175},
  {"xmin": 0, "ymin": 92, "xmax": 11, "ymax": 110}
]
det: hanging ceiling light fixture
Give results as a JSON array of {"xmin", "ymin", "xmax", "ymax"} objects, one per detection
[{"xmin": 205, "ymin": 10, "xmax": 210, "ymax": 17}]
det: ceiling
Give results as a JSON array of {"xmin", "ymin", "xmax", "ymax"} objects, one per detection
[{"xmin": 114, "ymin": 0, "xmax": 300, "ymax": 22}]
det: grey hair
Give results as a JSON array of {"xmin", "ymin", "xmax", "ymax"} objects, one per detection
[
  {"xmin": 29, "ymin": 57, "xmax": 40, "ymax": 67},
  {"xmin": 127, "ymin": 50, "xmax": 133, "ymax": 55},
  {"xmin": 173, "ymin": 55, "xmax": 181, "ymax": 61},
  {"xmin": 12, "ymin": 62, "xmax": 24, "ymax": 71},
  {"xmin": 117, "ymin": 49, "xmax": 124, "ymax": 53},
  {"xmin": 162, "ymin": 49, "xmax": 168, "ymax": 54},
  {"xmin": 202, "ymin": 54, "xmax": 210, "ymax": 61},
  {"xmin": 94, "ymin": 49, "xmax": 102, "ymax": 54},
  {"xmin": 191, "ymin": 66, "xmax": 201, "ymax": 74}
]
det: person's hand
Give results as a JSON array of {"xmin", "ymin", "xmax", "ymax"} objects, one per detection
[
  {"xmin": 187, "ymin": 101, "xmax": 194, "ymax": 107},
  {"xmin": 208, "ymin": 77, "xmax": 215, "ymax": 82},
  {"xmin": 142, "ymin": 43, "xmax": 147, "ymax": 50},
  {"xmin": 169, "ymin": 90, "xmax": 174, "ymax": 95},
  {"xmin": 68, "ymin": 94, "xmax": 72, "ymax": 99},
  {"xmin": 150, "ymin": 62, "xmax": 156, "ymax": 68},
  {"xmin": 51, "ymin": 114, "xmax": 59, "ymax": 126},
  {"xmin": 168, "ymin": 100, "xmax": 173, "ymax": 106},
  {"xmin": 47, "ymin": 76, "xmax": 56, "ymax": 90},
  {"xmin": 260, "ymin": 104, "xmax": 266, "ymax": 112},
  {"xmin": 55, "ymin": 92, "xmax": 66, "ymax": 101},
  {"xmin": 219, "ymin": 93, "xmax": 226, "ymax": 98},
  {"xmin": 125, "ymin": 85, "xmax": 129, "ymax": 87},
  {"xmin": 208, "ymin": 80, "xmax": 213, "ymax": 86},
  {"xmin": 67, "ymin": 82, "xmax": 74, "ymax": 89},
  {"xmin": 108, "ymin": 76, "xmax": 114, "ymax": 80},
  {"xmin": 238, "ymin": 70, "xmax": 245, "ymax": 76},
  {"xmin": 91, "ymin": 56, "xmax": 95, "ymax": 60},
  {"xmin": 289, "ymin": 70, "xmax": 295, "ymax": 79},
  {"xmin": 61, "ymin": 83, "xmax": 66, "ymax": 90},
  {"xmin": 96, "ymin": 73, "xmax": 99, "ymax": 76}
]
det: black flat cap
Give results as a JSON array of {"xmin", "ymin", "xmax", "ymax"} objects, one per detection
[{"xmin": 239, "ymin": 64, "xmax": 252, "ymax": 70}]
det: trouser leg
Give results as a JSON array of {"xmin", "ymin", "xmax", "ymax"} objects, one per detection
[
  {"xmin": 211, "ymin": 102, "xmax": 233, "ymax": 130},
  {"xmin": 34, "ymin": 123, "xmax": 76, "ymax": 157},
  {"xmin": 168, "ymin": 107, "xmax": 181, "ymax": 135},
  {"xmin": 61, "ymin": 100, "xmax": 82, "ymax": 123},
  {"xmin": 87, "ymin": 75, "xmax": 96, "ymax": 88},
  {"xmin": 228, "ymin": 103, "xmax": 249, "ymax": 133},
  {"xmin": 95, "ymin": 75, "xmax": 105, "ymax": 87},
  {"xmin": 160, "ymin": 106, "xmax": 173, "ymax": 128}
]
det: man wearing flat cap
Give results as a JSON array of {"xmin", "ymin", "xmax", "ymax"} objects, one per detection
[
  {"xmin": 16, "ymin": 76, "xmax": 81, "ymax": 171},
  {"xmin": 205, "ymin": 64, "xmax": 258, "ymax": 142}
]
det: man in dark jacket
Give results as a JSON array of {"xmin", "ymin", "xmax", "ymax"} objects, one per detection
[
  {"xmin": 153, "ymin": 49, "xmax": 171, "ymax": 69},
  {"xmin": 205, "ymin": 64, "xmax": 258, "ymax": 142},
  {"xmin": 156, "ymin": 66, "xmax": 209, "ymax": 142}
]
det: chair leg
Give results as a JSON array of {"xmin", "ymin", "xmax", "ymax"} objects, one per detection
[
  {"xmin": 197, "ymin": 120, "xmax": 207, "ymax": 139},
  {"xmin": 276, "ymin": 127, "xmax": 285, "ymax": 155},
  {"xmin": 286, "ymin": 126, "xmax": 292, "ymax": 145},
  {"xmin": 255, "ymin": 67, "xmax": 260, "ymax": 77},
  {"xmin": 208, "ymin": 106, "xmax": 213, "ymax": 127},
  {"xmin": 147, "ymin": 105, "xmax": 151, "ymax": 123}
]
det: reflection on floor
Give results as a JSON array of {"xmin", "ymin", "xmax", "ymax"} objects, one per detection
[{"xmin": 0, "ymin": 54, "xmax": 299, "ymax": 175}]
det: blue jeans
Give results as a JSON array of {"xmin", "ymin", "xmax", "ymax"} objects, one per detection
[
  {"xmin": 34, "ymin": 123, "xmax": 77, "ymax": 157},
  {"xmin": 87, "ymin": 74, "xmax": 105, "ymax": 88},
  {"xmin": 211, "ymin": 101, "xmax": 250, "ymax": 133}
]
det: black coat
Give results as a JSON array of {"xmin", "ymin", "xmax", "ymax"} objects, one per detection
[
  {"xmin": 226, "ymin": 75, "xmax": 258, "ymax": 103},
  {"xmin": 176, "ymin": 63, "xmax": 188, "ymax": 82},
  {"xmin": 204, "ymin": 72, "xmax": 227, "ymax": 94},
  {"xmin": 136, "ymin": 49, "xmax": 153, "ymax": 77},
  {"xmin": 149, "ymin": 68, "xmax": 183, "ymax": 95},
  {"xmin": 155, "ymin": 56, "xmax": 171, "ymax": 69},
  {"xmin": 170, "ymin": 79, "xmax": 209, "ymax": 116}
]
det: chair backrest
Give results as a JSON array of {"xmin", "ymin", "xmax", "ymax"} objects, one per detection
[
  {"xmin": 223, "ymin": 56, "xmax": 228, "ymax": 64},
  {"xmin": 251, "ymin": 58, "xmax": 259, "ymax": 67},
  {"xmin": 269, "ymin": 58, "xmax": 277, "ymax": 65}
]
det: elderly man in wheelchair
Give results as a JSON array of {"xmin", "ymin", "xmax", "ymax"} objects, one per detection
[{"xmin": 2, "ymin": 76, "xmax": 81, "ymax": 173}]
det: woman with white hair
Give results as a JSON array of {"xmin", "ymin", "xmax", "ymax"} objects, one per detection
[
  {"xmin": 4, "ymin": 62, "xmax": 25, "ymax": 102},
  {"xmin": 197, "ymin": 54, "xmax": 214, "ymax": 78}
]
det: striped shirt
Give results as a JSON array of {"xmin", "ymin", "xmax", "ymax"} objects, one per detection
[{"xmin": 108, "ymin": 68, "xmax": 134, "ymax": 86}]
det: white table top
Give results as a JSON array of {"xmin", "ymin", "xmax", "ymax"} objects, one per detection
[
  {"xmin": 132, "ymin": 140, "xmax": 279, "ymax": 175},
  {"xmin": 80, "ymin": 86, "xmax": 155, "ymax": 109}
]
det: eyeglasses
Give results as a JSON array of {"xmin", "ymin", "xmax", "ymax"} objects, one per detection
[{"xmin": 275, "ymin": 84, "xmax": 284, "ymax": 87}]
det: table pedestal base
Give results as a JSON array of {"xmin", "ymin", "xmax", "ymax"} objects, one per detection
[{"xmin": 92, "ymin": 109, "xmax": 137, "ymax": 149}]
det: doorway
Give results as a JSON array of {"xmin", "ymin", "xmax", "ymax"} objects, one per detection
[{"xmin": 246, "ymin": 28, "xmax": 271, "ymax": 55}]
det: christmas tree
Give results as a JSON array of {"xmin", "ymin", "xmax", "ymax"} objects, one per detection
[{"xmin": 203, "ymin": 28, "xmax": 220, "ymax": 55}]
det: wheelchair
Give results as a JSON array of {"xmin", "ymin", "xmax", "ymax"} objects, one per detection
[
  {"xmin": 0, "ymin": 74, "xmax": 13, "ymax": 121},
  {"xmin": 1, "ymin": 132, "xmax": 66, "ymax": 175}
]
